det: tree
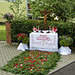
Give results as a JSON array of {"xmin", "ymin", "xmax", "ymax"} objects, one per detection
[
  {"xmin": 5, "ymin": 0, "xmax": 26, "ymax": 19},
  {"xmin": 29, "ymin": 0, "xmax": 75, "ymax": 22}
]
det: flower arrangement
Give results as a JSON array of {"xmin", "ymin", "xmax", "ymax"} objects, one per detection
[
  {"xmin": 59, "ymin": 35, "xmax": 73, "ymax": 46},
  {"xmin": 33, "ymin": 27, "xmax": 38, "ymax": 32},
  {"xmin": 3, "ymin": 13, "xmax": 14, "ymax": 21},
  {"xmin": 17, "ymin": 33, "xmax": 29, "ymax": 44},
  {"xmin": 52, "ymin": 26, "xmax": 58, "ymax": 32},
  {"xmin": 1, "ymin": 50, "xmax": 60, "ymax": 75}
]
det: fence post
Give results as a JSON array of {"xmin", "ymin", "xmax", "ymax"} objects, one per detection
[{"xmin": 5, "ymin": 21, "xmax": 12, "ymax": 44}]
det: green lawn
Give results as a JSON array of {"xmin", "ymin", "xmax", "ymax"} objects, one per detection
[{"xmin": 0, "ymin": 25, "xmax": 6, "ymax": 40}]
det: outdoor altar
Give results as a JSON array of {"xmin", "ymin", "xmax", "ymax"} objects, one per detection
[
  {"xmin": 29, "ymin": 9, "xmax": 58, "ymax": 51},
  {"xmin": 30, "ymin": 32, "xmax": 58, "ymax": 52},
  {"xmin": 17, "ymin": 9, "xmax": 58, "ymax": 52}
]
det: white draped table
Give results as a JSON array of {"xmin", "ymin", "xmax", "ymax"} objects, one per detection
[{"xmin": 30, "ymin": 32, "xmax": 58, "ymax": 52}]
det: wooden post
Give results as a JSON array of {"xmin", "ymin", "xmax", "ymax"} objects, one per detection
[
  {"xmin": 41, "ymin": 9, "xmax": 53, "ymax": 30},
  {"xmin": 5, "ymin": 21, "xmax": 12, "ymax": 44},
  {"xmin": 44, "ymin": 13, "xmax": 47, "ymax": 30}
]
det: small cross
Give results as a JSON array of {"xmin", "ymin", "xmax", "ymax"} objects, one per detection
[{"xmin": 41, "ymin": 9, "xmax": 53, "ymax": 30}]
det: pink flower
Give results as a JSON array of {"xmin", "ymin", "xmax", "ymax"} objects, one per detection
[
  {"xmin": 14, "ymin": 65, "xmax": 18, "ymax": 68},
  {"xmin": 29, "ymin": 61, "xmax": 32, "ymax": 62},
  {"xmin": 33, "ymin": 28, "xmax": 38, "ymax": 31},
  {"xmin": 20, "ymin": 64, "xmax": 23, "ymax": 67},
  {"xmin": 39, "ymin": 69, "xmax": 41, "ymax": 71},
  {"xmin": 25, "ymin": 62, "xmax": 26, "ymax": 63}
]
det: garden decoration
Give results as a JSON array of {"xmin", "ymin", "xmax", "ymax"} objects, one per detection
[
  {"xmin": 1, "ymin": 51, "xmax": 60, "ymax": 75},
  {"xmin": 3, "ymin": 13, "xmax": 14, "ymax": 44},
  {"xmin": 58, "ymin": 35, "xmax": 73, "ymax": 55},
  {"xmin": 41, "ymin": 9, "xmax": 53, "ymax": 30},
  {"xmin": 32, "ymin": 25, "xmax": 57, "ymax": 33},
  {"xmin": 33, "ymin": 27, "xmax": 38, "ymax": 32},
  {"xmin": 30, "ymin": 32, "xmax": 58, "ymax": 52},
  {"xmin": 17, "ymin": 33, "xmax": 29, "ymax": 51}
]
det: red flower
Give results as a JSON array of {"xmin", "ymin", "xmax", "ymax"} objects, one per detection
[
  {"xmin": 39, "ymin": 69, "xmax": 41, "ymax": 71},
  {"xmin": 41, "ymin": 60, "xmax": 45, "ymax": 62},
  {"xmin": 48, "ymin": 52, "xmax": 52, "ymax": 55},
  {"xmin": 28, "ymin": 68, "xmax": 30, "ymax": 70},
  {"xmin": 21, "ymin": 66, "xmax": 23, "ymax": 69},
  {"xmin": 31, "ymin": 64, "xmax": 35, "ymax": 66},
  {"xmin": 15, "ymin": 63, "xmax": 18, "ymax": 66},
  {"xmin": 52, "ymin": 26, "xmax": 57, "ymax": 32}
]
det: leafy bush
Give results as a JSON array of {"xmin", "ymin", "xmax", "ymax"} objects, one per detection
[
  {"xmin": 11, "ymin": 19, "xmax": 75, "ymax": 46},
  {"xmin": 11, "ymin": 19, "xmax": 44, "ymax": 42},
  {"xmin": 59, "ymin": 35, "xmax": 73, "ymax": 46}
]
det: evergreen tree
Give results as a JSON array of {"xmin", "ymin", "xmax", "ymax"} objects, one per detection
[{"xmin": 29, "ymin": 0, "xmax": 75, "ymax": 22}]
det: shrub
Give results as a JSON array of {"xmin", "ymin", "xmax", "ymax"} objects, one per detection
[
  {"xmin": 59, "ymin": 35, "xmax": 73, "ymax": 46},
  {"xmin": 11, "ymin": 19, "xmax": 75, "ymax": 46}
]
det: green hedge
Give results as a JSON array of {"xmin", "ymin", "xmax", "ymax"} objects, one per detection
[{"xmin": 11, "ymin": 20, "xmax": 75, "ymax": 46}]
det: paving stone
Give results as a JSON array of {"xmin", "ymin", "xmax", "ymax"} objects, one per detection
[{"xmin": 1, "ymin": 71, "xmax": 7, "ymax": 75}]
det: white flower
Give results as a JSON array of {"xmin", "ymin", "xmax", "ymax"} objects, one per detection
[
  {"xmin": 52, "ymin": 13, "xmax": 55, "ymax": 16},
  {"xmin": 54, "ymin": 16, "xmax": 59, "ymax": 20},
  {"xmin": 31, "ymin": 69, "xmax": 33, "ymax": 71}
]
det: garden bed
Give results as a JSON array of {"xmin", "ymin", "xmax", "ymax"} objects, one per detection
[{"xmin": 1, "ymin": 50, "xmax": 60, "ymax": 75}]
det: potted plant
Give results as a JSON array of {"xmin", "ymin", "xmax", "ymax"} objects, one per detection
[
  {"xmin": 58, "ymin": 35, "xmax": 73, "ymax": 55},
  {"xmin": 3, "ymin": 13, "xmax": 14, "ymax": 22},
  {"xmin": 3, "ymin": 13, "xmax": 14, "ymax": 44},
  {"xmin": 17, "ymin": 33, "xmax": 29, "ymax": 51}
]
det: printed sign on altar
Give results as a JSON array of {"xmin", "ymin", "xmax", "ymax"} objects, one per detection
[{"xmin": 30, "ymin": 32, "xmax": 58, "ymax": 52}]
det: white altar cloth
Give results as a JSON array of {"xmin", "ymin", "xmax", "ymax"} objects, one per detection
[{"xmin": 30, "ymin": 32, "xmax": 58, "ymax": 52}]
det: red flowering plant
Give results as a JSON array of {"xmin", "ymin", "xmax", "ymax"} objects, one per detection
[
  {"xmin": 3, "ymin": 13, "xmax": 14, "ymax": 21},
  {"xmin": 17, "ymin": 33, "xmax": 29, "ymax": 44}
]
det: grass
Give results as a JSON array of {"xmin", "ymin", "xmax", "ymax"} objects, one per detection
[
  {"xmin": 0, "ymin": 25, "xmax": 6, "ymax": 40},
  {"xmin": 1, "ymin": 50, "xmax": 60, "ymax": 75}
]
